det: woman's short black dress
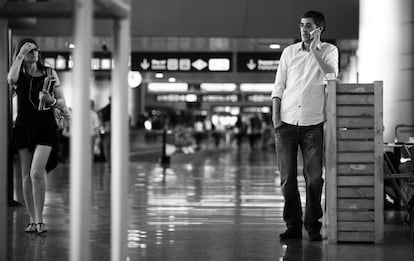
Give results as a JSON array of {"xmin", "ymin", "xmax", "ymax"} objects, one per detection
[{"xmin": 13, "ymin": 68, "xmax": 59, "ymax": 173}]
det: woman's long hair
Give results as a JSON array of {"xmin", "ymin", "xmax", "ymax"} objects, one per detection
[{"xmin": 14, "ymin": 38, "xmax": 49, "ymax": 72}]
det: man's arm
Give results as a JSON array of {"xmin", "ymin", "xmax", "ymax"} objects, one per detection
[
  {"xmin": 271, "ymin": 48, "xmax": 288, "ymax": 129},
  {"xmin": 310, "ymin": 30, "xmax": 339, "ymax": 76},
  {"xmin": 311, "ymin": 47, "xmax": 338, "ymax": 76},
  {"xmin": 272, "ymin": 97, "xmax": 282, "ymax": 129}
]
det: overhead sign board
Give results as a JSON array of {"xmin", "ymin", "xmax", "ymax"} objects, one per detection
[
  {"xmin": 43, "ymin": 52, "xmax": 112, "ymax": 71},
  {"xmin": 131, "ymin": 52, "xmax": 232, "ymax": 72},
  {"xmin": 237, "ymin": 52, "xmax": 281, "ymax": 72}
]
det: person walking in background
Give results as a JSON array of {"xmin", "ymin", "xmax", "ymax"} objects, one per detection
[
  {"xmin": 193, "ymin": 119, "xmax": 204, "ymax": 150},
  {"xmin": 8, "ymin": 38, "xmax": 68, "ymax": 234},
  {"xmin": 90, "ymin": 99, "xmax": 102, "ymax": 162},
  {"xmin": 99, "ymin": 96, "xmax": 111, "ymax": 164},
  {"xmin": 211, "ymin": 121, "xmax": 224, "ymax": 148},
  {"xmin": 261, "ymin": 114, "xmax": 273, "ymax": 150},
  {"xmin": 247, "ymin": 113, "xmax": 262, "ymax": 150},
  {"xmin": 271, "ymin": 11, "xmax": 338, "ymax": 241},
  {"xmin": 59, "ymin": 107, "xmax": 71, "ymax": 163},
  {"xmin": 234, "ymin": 115, "xmax": 247, "ymax": 149}
]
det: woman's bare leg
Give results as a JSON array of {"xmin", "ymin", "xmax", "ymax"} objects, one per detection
[
  {"xmin": 19, "ymin": 149, "xmax": 35, "ymax": 224},
  {"xmin": 30, "ymin": 145, "xmax": 52, "ymax": 224}
]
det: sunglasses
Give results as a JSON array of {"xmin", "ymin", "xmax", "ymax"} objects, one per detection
[{"xmin": 28, "ymin": 48, "xmax": 39, "ymax": 54}]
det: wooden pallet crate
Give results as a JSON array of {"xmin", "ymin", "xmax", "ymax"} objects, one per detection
[{"xmin": 325, "ymin": 81, "xmax": 383, "ymax": 243}]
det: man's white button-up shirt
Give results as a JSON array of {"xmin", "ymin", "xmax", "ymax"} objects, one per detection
[{"xmin": 271, "ymin": 41, "xmax": 339, "ymax": 126}]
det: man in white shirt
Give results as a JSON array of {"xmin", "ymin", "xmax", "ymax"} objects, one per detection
[{"xmin": 271, "ymin": 10, "xmax": 339, "ymax": 241}]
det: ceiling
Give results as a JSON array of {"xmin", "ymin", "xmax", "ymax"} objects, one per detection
[
  {"xmin": 8, "ymin": 0, "xmax": 360, "ymax": 84},
  {"xmin": 12, "ymin": 0, "xmax": 359, "ymax": 39}
]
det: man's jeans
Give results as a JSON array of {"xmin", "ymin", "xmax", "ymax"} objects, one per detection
[{"xmin": 274, "ymin": 122, "xmax": 324, "ymax": 232}]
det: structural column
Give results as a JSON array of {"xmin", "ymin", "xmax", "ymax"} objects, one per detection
[
  {"xmin": 70, "ymin": 0, "xmax": 93, "ymax": 260},
  {"xmin": 0, "ymin": 14, "xmax": 8, "ymax": 261},
  {"xmin": 358, "ymin": 0, "xmax": 414, "ymax": 142},
  {"xmin": 111, "ymin": 3, "xmax": 131, "ymax": 260}
]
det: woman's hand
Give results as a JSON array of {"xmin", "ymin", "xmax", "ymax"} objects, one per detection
[
  {"xmin": 18, "ymin": 42, "xmax": 37, "ymax": 57},
  {"xmin": 40, "ymin": 90, "xmax": 56, "ymax": 106}
]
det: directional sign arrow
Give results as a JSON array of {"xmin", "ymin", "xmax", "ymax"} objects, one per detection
[
  {"xmin": 140, "ymin": 58, "xmax": 150, "ymax": 70},
  {"xmin": 246, "ymin": 59, "xmax": 257, "ymax": 70}
]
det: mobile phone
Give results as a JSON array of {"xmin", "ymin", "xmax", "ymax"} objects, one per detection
[{"xmin": 310, "ymin": 27, "xmax": 321, "ymax": 38}]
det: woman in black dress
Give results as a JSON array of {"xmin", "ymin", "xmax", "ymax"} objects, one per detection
[{"xmin": 7, "ymin": 38, "xmax": 67, "ymax": 234}]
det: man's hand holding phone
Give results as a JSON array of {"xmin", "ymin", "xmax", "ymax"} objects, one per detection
[
  {"xmin": 310, "ymin": 27, "xmax": 321, "ymax": 39},
  {"xmin": 309, "ymin": 27, "xmax": 322, "ymax": 51}
]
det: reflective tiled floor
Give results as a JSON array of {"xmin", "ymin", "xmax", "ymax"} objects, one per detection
[{"xmin": 6, "ymin": 145, "xmax": 414, "ymax": 260}]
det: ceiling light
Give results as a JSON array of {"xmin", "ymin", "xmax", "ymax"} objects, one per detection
[
  {"xmin": 155, "ymin": 73, "xmax": 164, "ymax": 79},
  {"xmin": 269, "ymin": 44, "xmax": 281, "ymax": 49},
  {"xmin": 200, "ymin": 83, "xmax": 237, "ymax": 92},
  {"xmin": 240, "ymin": 83, "xmax": 274, "ymax": 92}
]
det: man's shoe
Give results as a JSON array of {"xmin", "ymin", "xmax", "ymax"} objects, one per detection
[
  {"xmin": 308, "ymin": 232, "xmax": 322, "ymax": 241},
  {"xmin": 279, "ymin": 228, "xmax": 302, "ymax": 239}
]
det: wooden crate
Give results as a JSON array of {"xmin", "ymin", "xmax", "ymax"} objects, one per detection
[{"xmin": 325, "ymin": 81, "xmax": 383, "ymax": 243}]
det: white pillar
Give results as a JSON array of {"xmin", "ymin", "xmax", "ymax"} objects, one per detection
[
  {"xmin": 70, "ymin": 0, "xmax": 93, "ymax": 260},
  {"xmin": 358, "ymin": 0, "xmax": 414, "ymax": 142},
  {"xmin": 111, "ymin": 5, "xmax": 130, "ymax": 261}
]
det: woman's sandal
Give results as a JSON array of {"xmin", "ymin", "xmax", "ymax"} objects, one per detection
[
  {"xmin": 36, "ymin": 222, "xmax": 47, "ymax": 234},
  {"xmin": 24, "ymin": 223, "xmax": 37, "ymax": 233}
]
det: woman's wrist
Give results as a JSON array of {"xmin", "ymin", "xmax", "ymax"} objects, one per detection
[{"xmin": 49, "ymin": 98, "xmax": 57, "ymax": 107}]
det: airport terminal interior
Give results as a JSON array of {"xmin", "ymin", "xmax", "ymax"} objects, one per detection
[
  {"xmin": 1, "ymin": 0, "xmax": 414, "ymax": 260},
  {"xmin": 6, "ymin": 144, "xmax": 414, "ymax": 261}
]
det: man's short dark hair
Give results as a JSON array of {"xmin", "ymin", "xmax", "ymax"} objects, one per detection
[{"xmin": 301, "ymin": 10, "xmax": 326, "ymax": 31}]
